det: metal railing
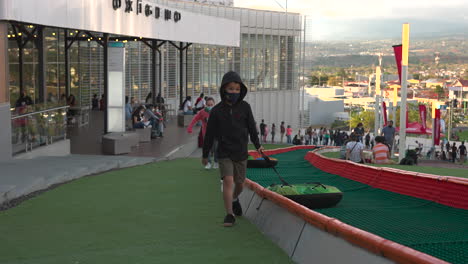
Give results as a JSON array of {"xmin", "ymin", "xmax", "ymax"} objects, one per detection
[{"xmin": 11, "ymin": 106, "xmax": 69, "ymax": 155}]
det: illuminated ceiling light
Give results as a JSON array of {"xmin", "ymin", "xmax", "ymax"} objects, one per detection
[
  {"xmin": 12, "ymin": 34, "xmax": 15, "ymax": 38},
  {"xmin": 29, "ymin": 25, "xmax": 33, "ymax": 28},
  {"xmin": 7, "ymin": 34, "xmax": 11, "ymax": 38},
  {"xmin": 98, "ymin": 37, "xmax": 102, "ymax": 40},
  {"xmin": 139, "ymin": 37, "xmax": 143, "ymax": 39},
  {"xmin": 70, "ymin": 32, "xmax": 74, "ymax": 36},
  {"xmin": 18, "ymin": 32, "xmax": 22, "ymax": 36},
  {"xmin": 115, "ymin": 38, "xmax": 119, "ymax": 41},
  {"xmin": 87, "ymin": 39, "xmax": 91, "ymax": 42},
  {"xmin": 134, "ymin": 38, "xmax": 137, "ymax": 41},
  {"xmin": 82, "ymin": 34, "xmax": 86, "ymax": 37},
  {"xmin": 75, "ymin": 30, "xmax": 78, "ymax": 33},
  {"xmin": 52, "ymin": 32, "xmax": 56, "ymax": 36},
  {"xmin": 33, "ymin": 35, "xmax": 37, "ymax": 38}
]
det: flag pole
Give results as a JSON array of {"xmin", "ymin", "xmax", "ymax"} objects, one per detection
[
  {"xmin": 374, "ymin": 66, "xmax": 381, "ymax": 137},
  {"xmin": 398, "ymin": 23, "xmax": 410, "ymax": 162}
]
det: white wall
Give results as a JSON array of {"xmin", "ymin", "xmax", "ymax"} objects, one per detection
[
  {"xmin": 244, "ymin": 90, "xmax": 300, "ymax": 130},
  {"xmin": 308, "ymin": 98, "xmax": 344, "ymax": 127}
]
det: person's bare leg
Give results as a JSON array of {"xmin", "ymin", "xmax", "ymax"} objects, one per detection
[
  {"xmin": 223, "ymin": 176, "xmax": 234, "ymax": 215},
  {"xmin": 233, "ymin": 182, "xmax": 243, "ymax": 200}
]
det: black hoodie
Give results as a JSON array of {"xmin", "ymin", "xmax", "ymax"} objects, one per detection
[{"xmin": 202, "ymin": 71, "xmax": 261, "ymax": 161}]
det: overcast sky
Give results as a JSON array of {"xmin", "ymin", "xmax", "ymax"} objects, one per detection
[{"xmin": 234, "ymin": 0, "xmax": 468, "ymax": 40}]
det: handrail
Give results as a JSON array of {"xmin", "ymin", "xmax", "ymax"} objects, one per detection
[{"xmin": 11, "ymin": 106, "xmax": 70, "ymax": 120}]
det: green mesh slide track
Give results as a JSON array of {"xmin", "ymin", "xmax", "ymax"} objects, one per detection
[{"xmin": 247, "ymin": 149, "xmax": 468, "ymax": 264}]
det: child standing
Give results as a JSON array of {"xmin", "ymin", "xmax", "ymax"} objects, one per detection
[
  {"xmin": 286, "ymin": 125, "xmax": 293, "ymax": 144},
  {"xmin": 203, "ymin": 71, "xmax": 264, "ymax": 227},
  {"xmin": 188, "ymin": 97, "xmax": 217, "ymax": 169}
]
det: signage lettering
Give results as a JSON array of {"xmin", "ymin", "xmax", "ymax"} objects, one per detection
[
  {"xmin": 145, "ymin": 4, "xmax": 152, "ymax": 17},
  {"xmin": 125, "ymin": 0, "xmax": 133, "ymax": 13},
  {"xmin": 164, "ymin": 9, "xmax": 171, "ymax": 21},
  {"xmin": 174, "ymin": 11, "xmax": 181, "ymax": 22},
  {"xmin": 154, "ymin": 7, "xmax": 160, "ymax": 19},
  {"xmin": 112, "ymin": 0, "xmax": 121, "ymax": 10},
  {"xmin": 136, "ymin": 0, "xmax": 142, "ymax": 15},
  {"xmin": 113, "ymin": 1, "xmax": 181, "ymax": 23}
]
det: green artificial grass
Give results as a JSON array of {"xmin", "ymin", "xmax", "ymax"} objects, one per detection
[
  {"xmin": 321, "ymin": 152, "xmax": 468, "ymax": 179},
  {"xmin": 0, "ymin": 159, "xmax": 292, "ymax": 264}
]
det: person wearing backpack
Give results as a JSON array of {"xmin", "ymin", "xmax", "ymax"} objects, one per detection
[
  {"xmin": 346, "ymin": 134, "xmax": 365, "ymax": 164},
  {"xmin": 202, "ymin": 71, "xmax": 264, "ymax": 227}
]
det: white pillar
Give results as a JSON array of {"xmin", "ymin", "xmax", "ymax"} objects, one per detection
[
  {"xmin": 107, "ymin": 43, "xmax": 126, "ymax": 133},
  {"xmin": 398, "ymin": 23, "xmax": 410, "ymax": 162}
]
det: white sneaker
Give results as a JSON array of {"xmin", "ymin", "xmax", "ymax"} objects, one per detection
[
  {"xmin": 213, "ymin": 162, "xmax": 219, "ymax": 169},
  {"xmin": 205, "ymin": 162, "xmax": 212, "ymax": 169}
]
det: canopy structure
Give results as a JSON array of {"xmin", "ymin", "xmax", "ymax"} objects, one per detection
[
  {"xmin": 0, "ymin": 0, "xmax": 240, "ymax": 47},
  {"xmin": 396, "ymin": 122, "xmax": 444, "ymax": 135}
]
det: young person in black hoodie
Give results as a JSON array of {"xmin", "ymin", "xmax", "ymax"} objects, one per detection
[{"xmin": 202, "ymin": 71, "xmax": 264, "ymax": 227}]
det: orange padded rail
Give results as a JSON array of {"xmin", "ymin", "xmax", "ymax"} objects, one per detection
[{"xmin": 244, "ymin": 178, "xmax": 449, "ymax": 264}]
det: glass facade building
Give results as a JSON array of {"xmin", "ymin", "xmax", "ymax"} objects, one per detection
[{"xmin": 6, "ymin": 1, "xmax": 303, "ymax": 108}]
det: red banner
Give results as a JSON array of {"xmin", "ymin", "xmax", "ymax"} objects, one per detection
[
  {"xmin": 419, "ymin": 104, "xmax": 427, "ymax": 132},
  {"xmin": 393, "ymin": 44, "xmax": 403, "ymax": 85},
  {"xmin": 434, "ymin": 109, "xmax": 441, "ymax": 145},
  {"xmin": 382, "ymin": 102, "xmax": 388, "ymax": 126}
]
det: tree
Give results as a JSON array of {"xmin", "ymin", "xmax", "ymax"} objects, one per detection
[
  {"xmin": 349, "ymin": 111, "xmax": 375, "ymax": 131},
  {"xmin": 435, "ymin": 85, "xmax": 444, "ymax": 100},
  {"xmin": 308, "ymin": 75, "xmax": 328, "ymax": 86},
  {"xmin": 327, "ymin": 76, "xmax": 340, "ymax": 86}
]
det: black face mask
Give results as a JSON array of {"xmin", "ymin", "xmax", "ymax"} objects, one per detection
[{"xmin": 225, "ymin": 92, "xmax": 240, "ymax": 104}]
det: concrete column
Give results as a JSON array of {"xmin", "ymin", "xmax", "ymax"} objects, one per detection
[{"xmin": 0, "ymin": 22, "xmax": 12, "ymax": 160}]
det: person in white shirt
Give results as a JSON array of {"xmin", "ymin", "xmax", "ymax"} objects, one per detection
[
  {"xmin": 181, "ymin": 96, "xmax": 193, "ymax": 115},
  {"xmin": 346, "ymin": 134, "xmax": 366, "ymax": 164}
]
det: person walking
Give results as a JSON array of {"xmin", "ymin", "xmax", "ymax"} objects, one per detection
[
  {"xmin": 271, "ymin": 123, "xmax": 276, "ymax": 143},
  {"xmin": 188, "ymin": 97, "xmax": 217, "ymax": 169},
  {"xmin": 263, "ymin": 124, "xmax": 269, "ymax": 143},
  {"xmin": 259, "ymin": 119, "xmax": 266, "ymax": 143},
  {"xmin": 354, "ymin": 123, "xmax": 365, "ymax": 143},
  {"xmin": 381, "ymin": 121, "xmax": 396, "ymax": 151},
  {"xmin": 280, "ymin": 121, "xmax": 285, "ymax": 143},
  {"xmin": 451, "ymin": 142, "xmax": 458, "ymax": 163},
  {"xmin": 286, "ymin": 125, "xmax": 292, "ymax": 144},
  {"xmin": 458, "ymin": 142, "xmax": 467, "ymax": 165},
  {"xmin": 202, "ymin": 71, "xmax": 263, "ymax": 227}
]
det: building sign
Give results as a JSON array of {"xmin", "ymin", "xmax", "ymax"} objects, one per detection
[{"xmin": 112, "ymin": 0, "xmax": 181, "ymax": 22}]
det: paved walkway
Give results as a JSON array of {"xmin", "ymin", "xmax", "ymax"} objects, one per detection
[
  {"xmin": 0, "ymin": 155, "xmax": 156, "ymax": 206},
  {"xmin": 68, "ymin": 111, "xmax": 197, "ymax": 160},
  {"xmin": 1, "ymin": 112, "xmax": 200, "ymax": 207}
]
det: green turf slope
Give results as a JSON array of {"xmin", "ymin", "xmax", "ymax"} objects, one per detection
[{"xmin": 0, "ymin": 159, "xmax": 292, "ymax": 264}]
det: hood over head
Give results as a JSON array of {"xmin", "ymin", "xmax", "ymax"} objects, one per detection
[{"xmin": 219, "ymin": 71, "xmax": 248, "ymax": 104}]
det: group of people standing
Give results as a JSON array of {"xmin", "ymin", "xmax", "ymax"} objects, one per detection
[
  {"xmin": 443, "ymin": 141, "xmax": 467, "ymax": 164},
  {"xmin": 258, "ymin": 120, "xmax": 292, "ymax": 144}
]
